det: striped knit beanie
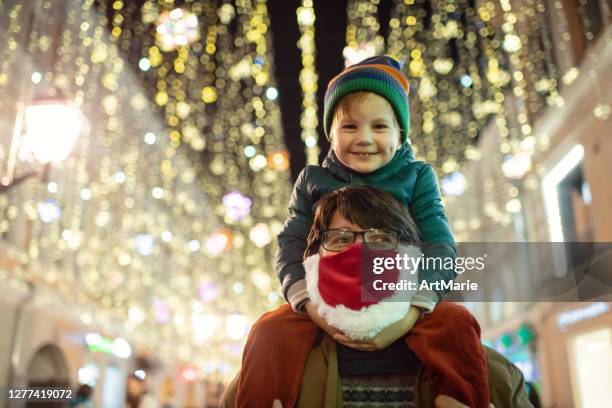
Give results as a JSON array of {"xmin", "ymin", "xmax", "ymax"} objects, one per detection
[{"xmin": 323, "ymin": 55, "xmax": 410, "ymax": 143}]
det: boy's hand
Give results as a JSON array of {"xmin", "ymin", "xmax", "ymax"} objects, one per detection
[
  {"xmin": 334, "ymin": 306, "xmax": 422, "ymax": 351},
  {"xmin": 368, "ymin": 305, "xmax": 421, "ymax": 349},
  {"xmin": 304, "ymin": 300, "xmax": 345, "ymax": 339}
]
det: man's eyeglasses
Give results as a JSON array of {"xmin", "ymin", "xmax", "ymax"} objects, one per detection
[{"xmin": 320, "ymin": 228, "xmax": 399, "ymax": 252}]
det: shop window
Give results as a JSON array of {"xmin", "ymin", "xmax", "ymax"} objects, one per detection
[
  {"xmin": 542, "ymin": 144, "xmax": 591, "ymax": 278},
  {"xmin": 542, "ymin": 145, "xmax": 610, "ymax": 299},
  {"xmin": 556, "ymin": 162, "xmax": 596, "ymax": 275},
  {"xmin": 25, "ymin": 344, "xmax": 70, "ymax": 386},
  {"xmin": 569, "ymin": 328, "xmax": 612, "ymax": 407},
  {"xmin": 102, "ymin": 364, "xmax": 125, "ymax": 408},
  {"xmin": 25, "ymin": 344, "xmax": 70, "ymax": 408},
  {"xmin": 558, "ymin": 163, "xmax": 593, "ymax": 243}
]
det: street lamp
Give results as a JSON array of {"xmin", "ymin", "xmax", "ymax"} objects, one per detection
[
  {"xmin": 3, "ymin": 99, "xmax": 86, "ymax": 393},
  {"xmin": 0, "ymin": 99, "xmax": 84, "ymax": 193}
]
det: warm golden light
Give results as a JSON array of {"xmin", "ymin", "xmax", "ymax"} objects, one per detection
[{"xmin": 20, "ymin": 101, "xmax": 84, "ymax": 164}]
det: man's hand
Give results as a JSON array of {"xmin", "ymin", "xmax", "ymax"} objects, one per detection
[{"xmin": 333, "ymin": 306, "xmax": 422, "ymax": 351}]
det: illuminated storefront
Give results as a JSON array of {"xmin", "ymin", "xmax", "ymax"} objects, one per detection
[{"xmin": 539, "ymin": 302, "xmax": 612, "ymax": 407}]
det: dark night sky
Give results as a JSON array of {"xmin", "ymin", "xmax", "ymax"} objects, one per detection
[
  {"xmin": 268, "ymin": 0, "xmax": 344, "ymax": 182},
  {"xmin": 268, "ymin": 0, "xmax": 394, "ymax": 182},
  {"xmin": 110, "ymin": 0, "xmax": 392, "ymax": 183}
]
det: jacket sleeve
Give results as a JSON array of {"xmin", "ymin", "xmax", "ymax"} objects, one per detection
[
  {"xmin": 485, "ymin": 347, "xmax": 534, "ymax": 407},
  {"xmin": 275, "ymin": 168, "xmax": 315, "ymax": 306},
  {"xmin": 410, "ymin": 164, "xmax": 457, "ymax": 303}
]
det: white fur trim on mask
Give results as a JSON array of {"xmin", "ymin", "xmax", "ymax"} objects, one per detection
[{"xmin": 303, "ymin": 245, "xmax": 421, "ymax": 341}]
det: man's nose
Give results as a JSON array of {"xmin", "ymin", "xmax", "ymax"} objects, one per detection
[{"xmin": 354, "ymin": 234, "xmax": 365, "ymax": 244}]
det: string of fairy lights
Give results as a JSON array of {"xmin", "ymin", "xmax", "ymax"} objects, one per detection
[
  {"xmin": 0, "ymin": 0, "xmax": 609, "ymax": 380},
  {"xmin": 296, "ymin": 0, "xmax": 320, "ymax": 165},
  {"xmin": 341, "ymin": 0, "xmax": 609, "ymax": 240},
  {"xmin": 0, "ymin": 0, "xmax": 291, "ymax": 378},
  {"xmin": 344, "ymin": 0, "xmax": 385, "ymax": 64}
]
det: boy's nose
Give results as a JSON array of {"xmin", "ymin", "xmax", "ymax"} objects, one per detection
[{"xmin": 355, "ymin": 129, "xmax": 373, "ymax": 143}]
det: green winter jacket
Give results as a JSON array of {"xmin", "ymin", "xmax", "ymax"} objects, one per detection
[{"xmin": 275, "ymin": 143, "xmax": 457, "ymax": 305}]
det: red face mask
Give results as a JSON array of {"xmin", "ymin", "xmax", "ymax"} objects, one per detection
[{"xmin": 317, "ymin": 242, "xmax": 401, "ymax": 310}]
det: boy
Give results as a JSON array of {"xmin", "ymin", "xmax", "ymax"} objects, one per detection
[{"xmin": 276, "ymin": 55, "xmax": 456, "ymax": 318}]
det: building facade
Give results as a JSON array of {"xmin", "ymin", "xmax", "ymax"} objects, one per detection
[{"xmin": 445, "ymin": 1, "xmax": 612, "ymax": 406}]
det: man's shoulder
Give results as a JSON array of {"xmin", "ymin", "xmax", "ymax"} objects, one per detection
[{"xmin": 484, "ymin": 346, "xmax": 529, "ymax": 397}]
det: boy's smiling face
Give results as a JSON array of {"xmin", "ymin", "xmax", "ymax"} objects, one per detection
[{"xmin": 330, "ymin": 92, "xmax": 402, "ymax": 174}]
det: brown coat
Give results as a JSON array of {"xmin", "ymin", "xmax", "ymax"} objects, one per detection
[
  {"xmin": 234, "ymin": 303, "xmax": 489, "ymax": 408},
  {"xmin": 220, "ymin": 334, "xmax": 533, "ymax": 407}
]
